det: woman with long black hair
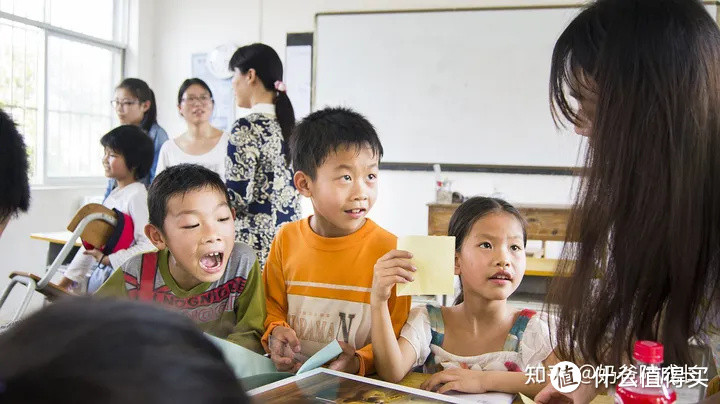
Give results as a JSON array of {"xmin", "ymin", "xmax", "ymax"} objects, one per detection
[{"xmin": 226, "ymin": 43, "xmax": 301, "ymax": 268}]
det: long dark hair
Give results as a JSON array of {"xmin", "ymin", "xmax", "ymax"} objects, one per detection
[
  {"xmin": 229, "ymin": 43, "xmax": 295, "ymax": 143},
  {"xmin": 0, "ymin": 298, "xmax": 248, "ymax": 403},
  {"xmin": 450, "ymin": 197, "xmax": 527, "ymax": 305},
  {"xmin": 117, "ymin": 78, "xmax": 157, "ymax": 133},
  {"xmin": 548, "ymin": 0, "xmax": 720, "ymax": 367}
]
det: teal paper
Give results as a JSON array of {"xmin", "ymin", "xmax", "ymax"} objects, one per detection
[
  {"xmin": 297, "ymin": 339, "xmax": 343, "ymax": 374},
  {"xmin": 205, "ymin": 334, "xmax": 277, "ymax": 378}
]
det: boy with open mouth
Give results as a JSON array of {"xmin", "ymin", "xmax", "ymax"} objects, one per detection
[{"xmin": 96, "ymin": 164, "xmax": 265, "ymax": 353}]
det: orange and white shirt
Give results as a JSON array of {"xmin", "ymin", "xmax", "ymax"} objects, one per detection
[{"xmin": 262, "ymin": 217, "xmax": 411, "ymax": 375}]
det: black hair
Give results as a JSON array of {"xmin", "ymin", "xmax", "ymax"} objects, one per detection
[
  {"xmin": 290, "ymin": 107, "xmax": 383, "ymax": 179},
  {"xmin": 547, "ymin": 0, "xmax": 720, "ymax": 367},
  {"xmin": 0, "ymin": 108, "xmax": 31, "ymax": 225},
  {"xmin": 116, "ymin": 78, "xmax": 158, "ymax": 132},
  {"xmin": 148, "ymin": 164, "xmax": 231, "ymax": 230},
  {"xmin": 229, "ymin": 43, "xmax": 295, "ymax": 143},
  {"xmin": 449, "ymin": 196, "xmax": 527, "ymax": 305},
  {"xmin": 177, "ymin": 78, "xmax": 214, "ymax": 106},
  {"xmin": 100, "ymin": 125, "xmax": 154, "ymax": 181},
  {"xmin": 0, "ymin": 297, "xmax": 248, "ymax": 404}
]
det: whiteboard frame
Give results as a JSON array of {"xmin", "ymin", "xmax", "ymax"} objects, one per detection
[{"xmin": 311, "ymin": 2, "xmax": 720, "ymax": 175}]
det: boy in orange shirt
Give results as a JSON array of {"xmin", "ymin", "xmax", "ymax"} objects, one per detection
[{"xmin": 263, "ymin": 107, "xmax": 411, "ymax": 376}]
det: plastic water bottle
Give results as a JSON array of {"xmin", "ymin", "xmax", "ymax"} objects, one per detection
[{"xmin": 614, "ymin": 341, "xmax": 676, "ymax": 403}]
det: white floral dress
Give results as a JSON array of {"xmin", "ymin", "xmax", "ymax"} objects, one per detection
[
  {"xmin": 400, "ymin": 304, "xmax": 555, "ymax": 374},
  {"xmin": 226, "ymin": 104, "xmax": 301, "ymax": 268}
]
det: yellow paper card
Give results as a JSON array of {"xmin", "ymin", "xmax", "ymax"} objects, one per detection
[{"xmin": 396, "ymin": 235, "xmax": 455, "ymax": 296}]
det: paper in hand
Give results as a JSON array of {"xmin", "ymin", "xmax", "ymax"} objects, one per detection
[
  {"xmin": 396, "ymin": 235, "xmax": 455, "ymax": 296},
  {"xmin": 519, "ymin": 393, "xmax": 537, "ymax": 404},
  {"xmin": 296, "ymin": 339, "xmax": 343, "ymax": 374}
]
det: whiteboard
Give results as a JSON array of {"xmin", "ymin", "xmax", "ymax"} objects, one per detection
[{"xmin": 314, "ymin": 7, "xmax": 588, "ymax": 167}]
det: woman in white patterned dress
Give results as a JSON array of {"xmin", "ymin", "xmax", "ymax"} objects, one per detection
[{"xmin": 225, "ymin": 43, "xmax": 300, "ymax": 268}]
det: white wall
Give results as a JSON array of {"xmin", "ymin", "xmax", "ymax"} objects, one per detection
[
  {"xmin": 144, "ymin": 0, "xmax": 581, "ymax": 237},
  {"xmin": 150, "ymin": 0, "xmax": 262, "ymax": 138}
]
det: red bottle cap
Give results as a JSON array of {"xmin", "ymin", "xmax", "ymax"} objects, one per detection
[{"xmin": 633, "ymin": 340, "xmax": 664, "ymax": 364}]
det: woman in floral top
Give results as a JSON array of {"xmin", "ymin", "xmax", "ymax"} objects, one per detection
[{"xmin": 226, "ymin": 43, "xmax": 300, "ymax": 268}]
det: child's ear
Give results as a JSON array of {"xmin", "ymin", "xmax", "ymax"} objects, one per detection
[
  {"xmin": 230, "ymin": 206, "xmax": 237, "ymax": 221},
  {"xmin": 294, "ymin": 171, "xmax": 312, "ymax": 197},
  {"xmin": 144, "ymin": 224, "xmax": 167, "ymax": 250},
  {"xmin": 454, "ymin": 251, "xmax": 462, "ymax": 276},
  {"xmin": 140, "ymin": 100, "xmax": 151, "ymax": 114}
]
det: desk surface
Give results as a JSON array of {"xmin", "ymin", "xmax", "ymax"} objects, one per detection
[
  {"xmin": 30, "ymin": 231, "xmax": 81, "ymax": 247},
  {"xmin": 398, "ymin": 372, "xmax": 613, "ymax": 404}
]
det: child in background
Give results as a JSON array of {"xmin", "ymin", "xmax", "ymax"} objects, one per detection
[
  {"xmin": 59, "ymin": 125, "xmax": 156, "ymax": 293},
  {"xmin": 372, "ymin": 197, "xmax": 556, "ymax": 397},
  {"xmin": 107, "ymin": 77, "xmax": 168, "ymax": 198},
  {"xmin": 95, "ymin": 164, "xmax": 265, "ymax": 353},
  {"xmin": 0, "ymin": 298, "xmax": 248, "ymax": 404},
  {"xmin": 263, "ymin": 107, "xmax": 411, "ymax": 375}
]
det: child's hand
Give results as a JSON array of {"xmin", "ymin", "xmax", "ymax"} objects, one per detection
[
  {"xmin": 268, "ymin": 326, "xmax": 301, "ymax": 372},
  {"xmin": 535, "ymin": 382, "xmax": 597, "ymax": 403},
  {"xmin": 420, "ymin": 368, "xmax": 488, "ymax": 394},
  {"xmin": 84, "ymin": 248, "xmax": 110, "ymax": 266},
  {"xmin": 371, "ymin": 249, "xmax": 416, "ymax": 306},
  {"xmin": 327, "ymin": 341, "xmax": 360, "ymax": 374},
  {"xmin": 56, "ymin": 277, "xmax": 74, "ymax": 292}
]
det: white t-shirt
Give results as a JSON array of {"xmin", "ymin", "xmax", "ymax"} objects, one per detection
[
  {"xmin": 155, "ymin": 132, "xmax": 229, "ymax": 179},
  {"xmin": 64, "ymin": 182, "xmax": 155, "ymax": 282}
]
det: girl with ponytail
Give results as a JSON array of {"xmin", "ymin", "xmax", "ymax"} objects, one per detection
[
  {"xmin": 226, "ymin": 43, "xmax": 301, "ymax": 268},
  {"xmin": 107, "ymin": 78, "xmax": 168, "ymax": 197}
]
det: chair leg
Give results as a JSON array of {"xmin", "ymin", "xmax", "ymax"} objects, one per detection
[
  {"xmin": 12, "ymin": 277, "xmax": 37, "ymax": 323},
  {"xmin": 0, "ymin": 277, "xmax": 38, "ymax": 325},
  {"xmin": 0, "ymin": 278, "xmax": 18, "ymax": 310}
]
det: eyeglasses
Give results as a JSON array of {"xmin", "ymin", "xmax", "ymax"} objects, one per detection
[
  {"xmin": 111, "ymin": 99, "xmax": 139, "ymax": 108},
  {"xmin": 181, "ymin": 95, "xmax": 213, "ymax": 105}
]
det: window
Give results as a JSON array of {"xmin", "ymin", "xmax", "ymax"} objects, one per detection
[{"xmin": 0, "ymin": 0, "xmax": 124, "ymax": 184}]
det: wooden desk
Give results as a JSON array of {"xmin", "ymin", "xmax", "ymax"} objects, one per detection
[
  {"xmin": 428, "ymin": 203, "xmax": 574, "ymax": 277},
  {"xmin": 30, "ymin": 231, "xmax": 81, "ymax": 266},
  {"xmin": 398, "ymin": 372, "xmax": 613, "ymax": 404}
]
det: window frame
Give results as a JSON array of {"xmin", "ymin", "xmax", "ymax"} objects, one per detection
[{"xmin": 0, "ymin": 1, "xmax": 127, "ymax": 186}]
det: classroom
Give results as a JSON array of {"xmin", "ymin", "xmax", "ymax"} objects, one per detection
[{"xmin": 0, "ymin": 0, "xmax": 718, "ymax": 403}]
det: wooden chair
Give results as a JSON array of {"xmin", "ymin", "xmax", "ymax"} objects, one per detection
[{"xmin": 0, "ymin": 204, "xmax": 117, "ymax": 323}]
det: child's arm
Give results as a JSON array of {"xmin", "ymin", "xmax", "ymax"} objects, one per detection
[
  {"xmin": 93, "ymin": 266, "xmax": 128, "ymax": 297},
  {"xmin": 226, "ymin": 119, "xmax": 259, "ymax": 218},
  {"xmin": 420, "ymin": 349, "xmax": 558, "ymax": 397},
  {"xmin": 370, "ymin": 249, "xmax": 418, "ymax": 381},
  {"xmin": 420, "ymin": 369, "xmax": 548, "ymax": 396},
  {"xmin": 148, "ymin": 125, "xmax": 168, "ymax": 181},
  {"xmin": 261, "ymin": 235, "xmax": 300, "ymax": 371},
  {"xmin": 59, "ymin": 246, "xmax": 96, "ymax": 290},
  {"xmin": 225, "ymin": 260, "xmax": 266, "ymax": 354},
  {"xmin": 106, "ymin": 188, "xmax": 155, "ymax": 270},
  {"xmin": 326, "ymin": 250, "xmax": 415, "ymax": 376}
]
